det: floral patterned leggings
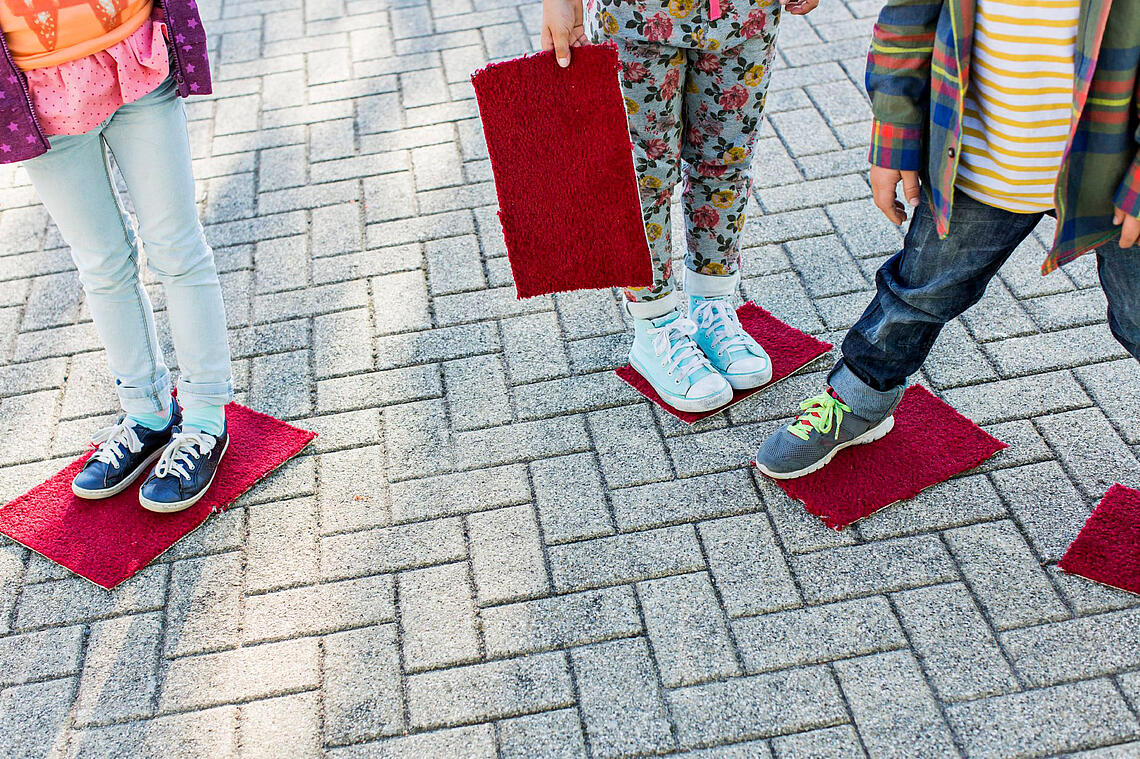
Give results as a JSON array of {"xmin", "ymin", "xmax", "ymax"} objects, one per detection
[{"xmin": 589, "ymin": 0, "xmax": 782, "ymax": 304}]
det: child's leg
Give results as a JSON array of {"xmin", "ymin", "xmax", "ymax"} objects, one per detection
[
  {"xmin": 838, "ymin": 192, "xmax": 1042, "ymax": 393},
  {"xmin": 755, "ymin": 192, "xmax": 1043, "ymax": 479},
  {"xmin": 21, "ymin": 129, "xmax": 174, "ymax": 424},
  {"xmin": 101, "ymin": 78, "xmax": 233, "ymax": 435},
  {"xmin": 1096, "ymin": 240, "xmax": 1140, "ymax": 361},
  {"xmin": 679, "ymin": 20, "xmax": 780, "ymax": 293},
  {"xmin": 614, "ymin": 37, "xmax": 689, "ymax": 319}
]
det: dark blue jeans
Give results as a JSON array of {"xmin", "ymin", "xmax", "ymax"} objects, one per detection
[{"xmin": 841, "ymin": 191, "xmax": 1140, "ymax": 392}]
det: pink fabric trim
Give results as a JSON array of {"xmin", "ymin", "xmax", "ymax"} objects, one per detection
[
  {"xmin": 709, "ymin": 0, "xmax": 722, "ymax": 20},
  {"xmin": 24, "ymin": 20, "xmax": 170, "ymax": 137}
]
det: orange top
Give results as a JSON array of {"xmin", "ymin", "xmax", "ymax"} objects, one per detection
[{"xmin": 0, "ymin": 0, "xmax": 153, "ymax": 69}]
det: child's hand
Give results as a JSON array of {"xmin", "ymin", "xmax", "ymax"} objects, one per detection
[
  {"xmin": 871, "ymin": 166, "xmax": 921, "ymax": 224},
  {"xmin": 541, "ymin": 0, "xmax": 588, "ymax": 68},
  {"xmin": 1115, "ymin": 207, "xmax": 1140, "ymax": 248},
  {"xmin": 782, "ymin": 0, "xmax": 819, "ymax": 15}
]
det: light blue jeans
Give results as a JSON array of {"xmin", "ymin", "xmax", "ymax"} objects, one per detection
[{"xmin": 22, "ymin": 76, "xmax": 232, "ymax": 416}]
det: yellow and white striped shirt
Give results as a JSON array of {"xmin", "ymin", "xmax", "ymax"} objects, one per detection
[{"xmin": 955, "ymin": 0, "xmax": 1079, "ymax": 213}]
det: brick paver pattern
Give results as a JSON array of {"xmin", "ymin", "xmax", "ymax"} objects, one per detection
[{"xmin": 2, "ymin": 0, "xmax": 1140, "ymax": 756}]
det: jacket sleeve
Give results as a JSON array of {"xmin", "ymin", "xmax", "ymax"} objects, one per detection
[
  {"xmin": 1113, "ymin": 78, "xmax": 1140, "ymax": 219},
  {"xmin": 865, "ymin": 0, "xmax": 943, "ymax": 171}
]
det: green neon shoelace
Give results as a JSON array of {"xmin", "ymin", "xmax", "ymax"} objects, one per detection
[{"xmin": 788, "ymin": 393, "xmax": 852, "ymax": 441}]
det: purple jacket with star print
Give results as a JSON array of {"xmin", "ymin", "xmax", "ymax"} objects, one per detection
[{"xmin": 0, "ymin": 0, "xmax": 212, "ymax": 164}]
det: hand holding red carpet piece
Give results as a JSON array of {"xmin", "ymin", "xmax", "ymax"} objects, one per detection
[{"xmin": 471, "ymin": 44, "xmax": 653, "ymax": 299}]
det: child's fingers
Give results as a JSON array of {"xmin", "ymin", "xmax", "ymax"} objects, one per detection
[
  {"xmin": 541, "ymin": 25, "xmax": 555, "ymax": 52},
  {"xmin": 553, "ymin": 29, "xmax": 572, "ymax": 67}
]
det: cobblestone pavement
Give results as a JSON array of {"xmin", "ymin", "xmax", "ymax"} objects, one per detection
[{"xmin": 2, "ymin": 0, "xmax": 1140, "ymax": 755}]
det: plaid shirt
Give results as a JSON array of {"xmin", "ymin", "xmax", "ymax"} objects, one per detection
[{"xmin": 866, "ymin": 0, "xmax": 1140, "ymax": 273}]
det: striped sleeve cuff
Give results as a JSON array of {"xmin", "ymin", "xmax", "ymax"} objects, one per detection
[
  {"xmin": 1114, "ymin": 154, "xmax": 1140, "ymax": 220},
  {"xmin": 868, "ymin": 120, "xmax": 923, "ymax": 172}
]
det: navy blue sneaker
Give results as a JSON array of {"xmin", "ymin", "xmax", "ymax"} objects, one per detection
[
  {"xmin": 138, "ymin": 424, "xmax": 229, "ymax": 513},
  {"xmin": 72, "ymin": 409, "xmax": 181, "ymax": 499}
]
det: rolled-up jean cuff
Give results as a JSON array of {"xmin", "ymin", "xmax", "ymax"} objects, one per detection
[
  {"xmin": 175, "ymin": 378, "xmax": 234, "ymax": 411},
  {"xmin": 117, "ymin": 374, "xmax": 175, "ymax": 416}
]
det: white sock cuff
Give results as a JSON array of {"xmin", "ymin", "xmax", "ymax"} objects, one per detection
[
  {"xmin": 684, "ymin": 268, "xmax": 740, "ymax": 297},
  {"xmin": 625, "ymin": 291, "xmax": 679, "ymax": 320}
]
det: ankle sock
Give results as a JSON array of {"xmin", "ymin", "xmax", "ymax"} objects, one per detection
[
  {"xmin": 128, "ymin": 403, "xmax": 173, "ymax": 432},
  {"xmin": 181, "ymin": 405, "xmax": 225, "ymax": 437}
]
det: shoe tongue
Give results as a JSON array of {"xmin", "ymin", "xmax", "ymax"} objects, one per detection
[
  {"xmin": 827, "ymin": 387, "xmax": 845, "ymax": 404},
  {"xmin": 650, "ymin": 311, "xmax": 682, "ymax": 328}
]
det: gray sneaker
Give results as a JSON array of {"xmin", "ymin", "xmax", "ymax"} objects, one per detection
[{"xmin": 754, "ymin": 363, "xmax": 905, "ymax": 480}]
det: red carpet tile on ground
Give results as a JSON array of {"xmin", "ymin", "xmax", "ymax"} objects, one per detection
[
  {"xmin": 472, "ymin": 44, "xmax": 653, "ymax": 299},
  {"xmin": 1059, "ymin": 484, "xmax": 1140, "ymax": 596},
  {"xmin": 616, "ymin": 302, "xmax": 833, "ymax": 424},
  {"xmin": 0, "ymin": 403, "xmax": 315, "ymax": 589},
  {"xmin": 759, "ymin": 385, "xmax": 1006, "ymax": 529}
]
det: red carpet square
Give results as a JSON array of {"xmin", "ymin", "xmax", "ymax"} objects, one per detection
[
  {"xmin": 472, "ymin": 44, "xmax": 653, "ymax": 299},
  {"xmin": 1059, "ymin": 484, "xmax": 1140, "ymax": 596},
  {"xmin": 759, "ymin": 385, "xmax": 1006, "ymax": 529},
  {"xmin": 0, "ymin": 403, "xmax": 316, "ymax": 589},
  {"xmin": 616, "ymin": 301, "xmax": 833, "ymax": 424}
]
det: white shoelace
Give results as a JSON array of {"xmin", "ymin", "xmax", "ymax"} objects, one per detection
[
  {"xmin": 89, "ymin": 418, "xmax": 144, "ymax": 469},
  {"xmin": 692, "ymin": 299, "xmax": 753, "ymax": 357},
  {"xmin": 649, "ymin": 317, "xmax": 712, "ymax": 384},
  {"xmin": 153, "ymin": 430, "xmax": 217, "ymax": 480}
]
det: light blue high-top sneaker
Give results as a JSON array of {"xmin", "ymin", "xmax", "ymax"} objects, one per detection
[
  {"xmin": 629, "ymin": 309, "xmax": 733, "ymax": 413},
  {"xmin": 685, "ymin": 269, "xmax": 772, "ymax": 389}
]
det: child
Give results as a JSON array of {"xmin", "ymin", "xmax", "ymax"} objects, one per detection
[
  {"xmin": 541, "ymin": 0, "xmax": 817, "ymax": 412},
  {"xmin": 754, "ymin": 0, "xmax": 1140, "ymax": 478},
  {"xmin": 1, "ymin": 0, "xmax": 233, "ymax": 511}
]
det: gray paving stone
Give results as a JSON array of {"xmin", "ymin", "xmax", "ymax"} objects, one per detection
[
  {"xmin": 164, "ymin": 552, "xmax": 243, "ymax": 657},
  {"xmin": 791, "ymin": 535, "xmax": 958, "ymax": 603},
  {"xmin": 699, "ymin": 513, "xmax": 801, "ymax": 617},
  {"xmin": 944, "ymin": 520, "xmax": 1069, "ymax": 630},
  {"xmin": 572, "ymin": 638, "xmax": 677, "ymax": 758},
  {"xmin": 548, "ymin": 524, "xmax": 706, "ymax": 593},
  {"xmin": 733, "ymin": 596, "xmax": 906, "ymax": 674},
  {"xmin": 669, "ymin": 666, "xmax": 848, "ymax": 748},
  {"xmin": 771, "ymin": 726, "xmax": 865, "ymax": 758},
  {"xmin": 531, "ymin": 453, "xmax": 615, "ymax": 545},
  {"xmin": 442, "ymin": 354, "xmax": 512, "ymax": 430},
  {"xmin": 390, "ymin": 463, "xmax": 529, "ymax": 522},
  {"xmin": 639, "ymin": 572, "xmax": 741, "ymax": 687},
  {"xmin": 946, "ymin": 679, "xmax": 1140, "ymax": 759},
  {"xmin": 1000, "ymin": 609, "xmax": 1140, "ymax": 687},
  {"xmin": 989, "ymin": 462, "xmax": 1093, "ymax": 562},
  {"xmin": 240, "ymin": 692, "xmax": 321, "ymax": 759},
  {"xmin": 854, "ymin": 474, "xmax": 1008, "ymax": 542},
  {"xmin": 454, "ymin": 414, "xmax": 591, "ymax": 469},
  {"xmin": 0, "ymin": 624, "xmax": 83, "ymax": 687},
  {"xmin": 501, "ymin": 312, "xmax": 571, "ymax": 383},
  {"xmin": 482, "ymin": 586, "xmax": 642, "ymax": 658},
  {"xmin": 467, "ymin": 504, "xmax": 549, "ymax": 605},
  {"xmin": 69, "ymin": 706, "xmax": 237, "ymax": 759},
  {"xmin": 586, "ymin": 405, "xmax": 673, "ymax": 489},
  {"xmin": 75, "ymin": 612, "xmax": 162, "ymax": 727},
  {"xmin": 834, "ymin": 651, "xmax": 958, "ymax": 759},
  {"xmin": 939, "ymin": 370, "xmax": 1091, "ymax": 426},
  {"xmin": 892, "ymin": 583, "xmax": 1018, "ymax": 702},
  {"xmin": 159, "ymin": 638, "xmax": 320, "ymax": 712},
  {"xmin": 497, "ymin": 708, "xmax": 588, "ymax": 759},
  {"xmin": 16, "ymin": 564, "xmax": 167, "ymax": 631},
  {"xmin": 321, "ymin": 518, "xmax": 467, "ymax": 581},
  {"xmin": 398, "ymin": 561, "xmax": 479, "ymax": 671},
  {"xmin": 323, "ymin": 624, "xmax": 405, "ymax": 744},
  {"xmin": 328, "ymin": 725, "xmax": 496, "ymax": 759},
  {"xmin": 244, "ymin": 574, "xmax": 395, "ymax": 642},
  {"xmin": 1074, "ymin": 359, "xmax": 1140, "ymax": 444},
  {"xmin": 1036, "ymin": 407, "xmax": 1140, "ymax": 500},
  {"xmin": 610, "ymin": 469, "xmax": 762, "ymax": 532},
  {"xmin": 406, "ymin": 651, "xmax": 574, "ymax": 730}
]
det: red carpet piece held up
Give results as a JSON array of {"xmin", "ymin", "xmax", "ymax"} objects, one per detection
[
  {"xmin": 472, "ymin": 44, "xmax": 653, "ymax": 299},
  {"xmin": 616, "ymin": 301, "xmax": 833, "ymax": 424},
  {"xmin": 759, "ymin": 385, "xmax": 1006, "ymax": 529},
  {"xmin": 1059, "ymin": 484, "xmax": 1140, "ymax": 596},
  {"xmin": 0, "ymin": 403, "xmax": 316, "ymax": 589}
]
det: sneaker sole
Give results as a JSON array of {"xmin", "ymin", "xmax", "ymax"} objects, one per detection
[
  {"xmin": 71, "ymin": 447, "xmax": 165, "ymax": 500},
  {"xmin": 139, "ymin": 438, "xmax": 230, "ymax": 514},
  {"xmin": 755, "ymin": 415, "xmax": 896, "ymax": 480},
  {"xmin": 630, "ymin": 357, "xmax": 734, "ymax": 413},
  {"xmin": 723, "ymin": 365, "xmax": 773, "ymax": 390}
]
